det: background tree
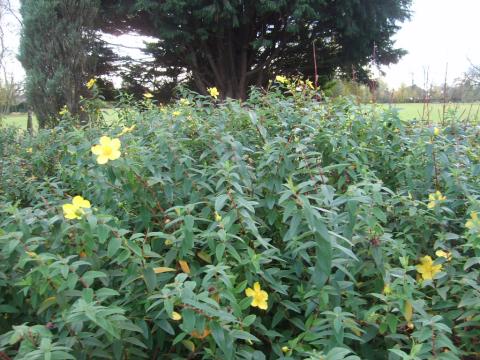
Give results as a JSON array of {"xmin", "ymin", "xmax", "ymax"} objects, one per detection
[
  {"xmin": 18, "ymin": 0, "xmax": 109, "ymax": 128},
  {"xmin": 100, "ymin": 0, "xmax": 412, "ymax": 99},
  {"xmin": 0, "ymin": 0, "xmax": 21, "ymax": 117},
  {"xmin": 465, "ymin": 63, "xmax": 480, "ymax": 86}
]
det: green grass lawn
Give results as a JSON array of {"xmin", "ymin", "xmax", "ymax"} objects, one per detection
[
  {"xmin": 1, "ymin": 109, "xmax": 118, "ymax": 130},
  {"xmin": 381, "ymin": 102, "xmax": 480, "ymax": 123},
  {"xmin": 1, "ymin": 112, "xmax": 38, "ymax": 129}
]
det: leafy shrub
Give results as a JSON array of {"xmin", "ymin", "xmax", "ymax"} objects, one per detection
[{"xmin": 1, "ymin": 83, "xmax": 480, "ymax": 359}]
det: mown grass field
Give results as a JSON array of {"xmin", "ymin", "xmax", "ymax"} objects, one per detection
[
  {"xmin": 2, "ymin": 103, "xmax": 479, "ymax": 129},
  {"xmin": 381, "ymin": 102, "xmax": 480, "ymax": 123},
  {"xmin": 0, "ymin": 108, "xmax": 118, "ymax": 130}
]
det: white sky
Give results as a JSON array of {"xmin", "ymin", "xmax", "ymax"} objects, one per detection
[
  {"xmin": 381, "ymin": 0, "xmax": 480, "ymax": 88},
  {"xmin": 2, "ymin": 0, "xmax": 480, "ymax": 89}
]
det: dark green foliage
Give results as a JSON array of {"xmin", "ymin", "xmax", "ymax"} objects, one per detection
[
  {"xmin": 1, "ymin": 84, "xmax": 480, "ymax": 358},
  {"xmin": 101, "ymin": 0, "xmax": 412, "ymax": 99},
  {"xmin": 18, "ymin": 0, "xmax": 105, "ymax": 127}
]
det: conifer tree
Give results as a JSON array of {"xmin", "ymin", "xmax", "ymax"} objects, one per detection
[
  {"xmin": 19, "ymin": 0, "xmax": 100, "ymax": 127},
  {"xmin": 101, "ymin": 0, "xmax": 412, "ymax": 99}
]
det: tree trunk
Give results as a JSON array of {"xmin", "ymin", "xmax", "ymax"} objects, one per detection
[{"xmin": 27, "ymin": 108, "xmax": 33, "ymax": 134}]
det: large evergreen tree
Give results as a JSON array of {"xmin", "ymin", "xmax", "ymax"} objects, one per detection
[
  {"xmin": 101, "ymin": 0, "xmax": 412, "ymax": 99},
  {"xmin": 19, "ymin": 0, "xmax": 103, "ymax": 127}
]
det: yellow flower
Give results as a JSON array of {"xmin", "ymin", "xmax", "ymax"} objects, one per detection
[
  {"xmin": 62, "ymin": 203, "xmax": 81, "ymax": 219},
  {"xmin": 435, "ymin": 250, "xmax": 452, "ymax": 261},
  {"xmin": 172, "ymin": 111, "xmax": 181, "ymax": 116},
  {"xmin": 433, "ymin": 127, "xmax": 441, "ymax": 136},
  {"xmin": 171, "ymin": 311, "xmax": 182, "ymax": 321},
  {"xmin": 143, "ymin": 92, "xmax": 154, "ymax": 99},
  {"xmin": 427, "ymin": 191, "xmax": 446, "ymax": 209},
  {"xmin": 164, "ymin": 239, "xmax": 173, "ymax": 246},
  {"xmin": 72, "ymin": 195, "xmax": 91, "ymax": 209},
  {"xmin": 118, "ymin": 125, "xmax": 136, "ymax": 136},
  {"xmin": 416, "ymin": 255, "xmax": 442, "ymax": 280},
  {"xmin": 26, "ymin": 251, "xmax": 37, "ymax": 258},
  {"xmin": 86, "ymin": 78, "xmax": 96, "ymax": 89},
  {"xmin": 275, "ymin": 75, "xmax": 288, "ymax": 84},
  {"xmin": 91, "ymin": 136, "xmax": 121, "ymax": 165},
  {"xmin": 466, "ymin": 211, "xmax": 480, "ymax": 230},
  {"xmin": 26, "ymin": 147, "xmax": 33, "ymax": 154},
  {"xmin": 62, "ymin": 196, "xmax": 91, "ymax": 220},
  {"xmin": 281, "ymin": 346, "xmax": 290, "ymax": 353},
  {"xmin": 245, "ymin": 282, "xmax": 268, "ymax": 310},
  {"xmin": 383, "ymin": 284, "xmax": 392, "ymax": 295},
  {"xmin": 207, "ymin": 87, "xmax": 219, "ymax": 99},
  {"xmin": 179, "ymin": 98, "xmax": 190, "ymax": 106},
  {"xmin": 305, "ymin": 79, "xmax": 314, "ymax": 89},
  {"xmin": 214, "ymin": 212, "xmax": 222, "ymax": 222},
  {"xmin": 59, "ymin": 105, "xmax": 69, "ymax": 116}
]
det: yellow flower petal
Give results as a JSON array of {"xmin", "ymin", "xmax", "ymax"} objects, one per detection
[
  {"xmin": 245, "ymin": 288, "xmax": 255, "ymax": 297},
  {"xmin": 257, "ymin": 298, "xmax": 268, "ymax": 310},
  {"xmin": 92, "ymin": 137, "xmax": 122, "ymax": 164},
  {"xmin": 245, "ymin": 282, "xmax": 269, "ymax": 310},
  {"xmin": 72, "ymin": 196, "xmax": 91, "ymax": 209},
  {"xmin": 416, "ymin": 255, "xmax": 442, "ymax": 280},
  {"xmin": 86, "ymin": 78, "xmax": 96, "ymax": 89},
  {"xmin": 91, "ymin": 145, "xmax": 102, "ymax": 155},
  {"xmin": 63, "ymin": 203, "xmax": 80, "ymax": 219},
  {"xmin": 110, "ymin": 138, "xmax": 121, "ymax": 151},
  {"xmin": 96, "ymin": 155, "xmax": 109, "ymax": 165},
  {"xmin": 207, "ymin": 87, "xmax": 219, "ymax": 99},
  {"xmin": 99, "ymin": 136, "xmax": 112, "ymax": 146},
  {"xmin": 171, "ymin": 311, "xmax": 182, "ymax": 321},
  {"xmin": 435, "ymin": 250, "xmax": 451, "ymax": 261},
  {"xmin": 466, "ymin": 220, "xmax": 473, "ymax": 229},
  {"xmin": 109, "ymin": 150, "xmax": 121, "ymax": 161},
  {"xmin": 383, "ymin": 284, "xmax": 392, "ymax": 295}
]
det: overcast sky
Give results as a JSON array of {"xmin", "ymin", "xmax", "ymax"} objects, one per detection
[
  {"xmin": 2, "ymin": 0, "xmax": 480, "ymax": 89},
  {"xmin": 381, "ymin": 0, "xmax": 480, "ymax": 88}
]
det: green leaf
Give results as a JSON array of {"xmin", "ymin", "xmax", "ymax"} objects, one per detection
[
  {"xmin": 82, "ymin": 271, "xmax": 107, "ymax": 287},
  {"xmin": 107, "ymin": 237, "xmax": 122, "ymax": 257},
  {"xmin": 215, "ymin": 194, "xmax": 229, "ymax": 212},
  {"xmin": 143, "ymin": 267, "xmax": 156, "ymax": 292}
]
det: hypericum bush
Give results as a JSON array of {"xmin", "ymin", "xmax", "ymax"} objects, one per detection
[{"xmin": 1, "ymin": 81, "xmax": 479, "ymax": 359}]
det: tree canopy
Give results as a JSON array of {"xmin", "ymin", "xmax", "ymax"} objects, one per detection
[
  {"xmin": 100, "ymin": 0, "xmax": 412, "ymax": 99},
  {"xmin": 18, "ymin": 0, "xmax": 116, "ymax": 127}
]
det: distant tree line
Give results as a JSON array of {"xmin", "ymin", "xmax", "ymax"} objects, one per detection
[{"xmin": 329, "ymin": 74, "xmax": 480, "ymax": 104}]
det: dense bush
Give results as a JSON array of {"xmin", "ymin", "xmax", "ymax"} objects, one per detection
[{"xmin": 1, "ymin": 82, "xmax": 480, "ymax": 359}]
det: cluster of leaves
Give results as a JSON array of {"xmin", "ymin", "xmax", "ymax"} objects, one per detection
[{"xmin": 1, "ymin": 82, "xmax": 480, "ymax": 359}]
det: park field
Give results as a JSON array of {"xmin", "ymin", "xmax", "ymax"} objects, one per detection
[
  {"xmin": 0, "ymin": 108, "xmax": 118, "ymax": 130},
  {"xmin": 1, "ymin": 103, "xmax": 479, "ymax": 129},
  {"xmin": 380, "ymin": 102, "xmax": 480, "ymax": 123}
]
